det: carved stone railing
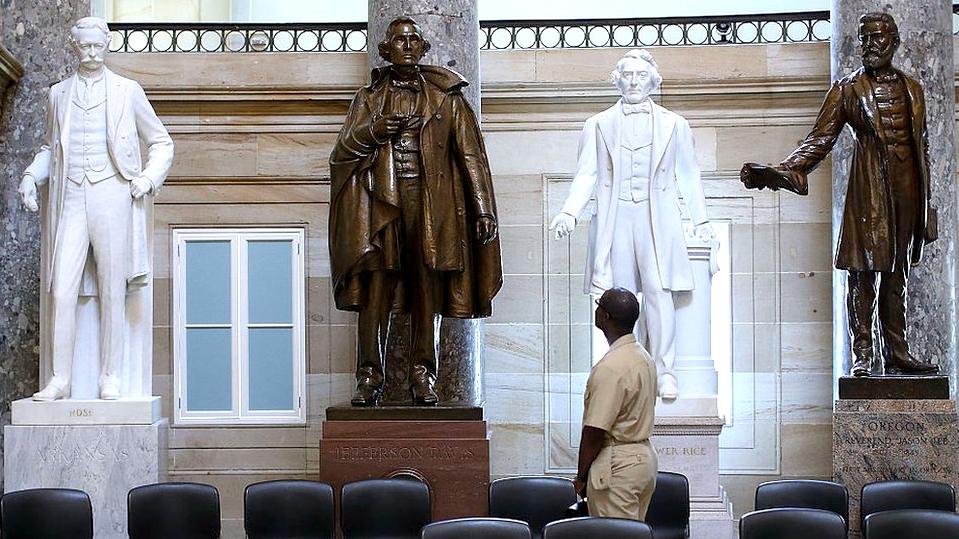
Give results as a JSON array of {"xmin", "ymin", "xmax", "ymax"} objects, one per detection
[
  {"xmin": 107, "ymin": 11, "xmax": 840, "ymax": 54},
  {"xmin": 106, "ymin": 7, "xmax": 959, "ymax": 54}
]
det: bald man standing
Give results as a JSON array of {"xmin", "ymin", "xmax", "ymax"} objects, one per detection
[{"xmin": 574, "ymin": 287, "xmax": 659, "ymax": 520}]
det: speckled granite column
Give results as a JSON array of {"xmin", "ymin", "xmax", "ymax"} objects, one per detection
[
  {"xmin": 0, "ymin": 0, "xmax": 91, "ymax": 488},
  {"xmin": 368, "ymin": 0, "xmax": 484, "ymax": 405},
  {"xmin": 830, "ymin": 1, "xmax": 956, "ymax": 394}
]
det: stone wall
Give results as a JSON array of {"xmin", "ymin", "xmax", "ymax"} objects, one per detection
[{"xmin": 0, "ymin": 0, "xmax": 90, "ymax": 489}]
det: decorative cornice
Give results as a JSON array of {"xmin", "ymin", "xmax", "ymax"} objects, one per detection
[{"xmin": 0, "ymin": 42, "xmax": 24, "ymax": 100}]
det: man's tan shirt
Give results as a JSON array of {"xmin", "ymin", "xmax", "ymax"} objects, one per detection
[
  {"xmin": 583, "ymin": 333, "xmax": 659, "ymax": 520},
  {"xmin": 583, "ymin": 334, "xmax": 657, "ymax": 443}
]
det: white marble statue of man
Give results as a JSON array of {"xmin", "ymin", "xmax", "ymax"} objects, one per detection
[
  {"xmin": 550, "ymin": 49, "xmax": 712, "ymax": 400},
  {"xmin": 18, "ymin": 17, "xmax": 174, "ymax": 401}
]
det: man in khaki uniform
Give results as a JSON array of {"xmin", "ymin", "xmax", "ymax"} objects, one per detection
[{"xmin": 574, "ymin": 287, "xmax": 658, "ymax": 520}]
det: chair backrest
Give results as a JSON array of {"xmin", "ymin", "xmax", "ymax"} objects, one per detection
[
  {"xmin": 542, "ymin": 517, "xmax": 653, "ymax": 539},
  {"xmin": 421, "ymin": 517, "xmax": 532, "ymax": 539},
  {"xmin": 244, "ymin": 479, "xmax": 334, "ymax": 539},
  {"xmin": 863, "ymin": 508, "xmax": 959, "ymax": 539},
  {"xmin": 860, "ymin": 480, "xmax": 956, "ymax": 527},
  {"xmin": 755, "ymin": 479, "xmax": 849, "ymax": 523},
  {"xmin": 128, "ymin": 482, "xmax": 221, "ymax": 539},
  {"xmin": 740, "ymin": 508, "xmax": 846, "ymax": 539},
  {"xmin": 645, "ymin": 471, "xmax": 690, "ymax": 539},
  {"xmin": 341, "ymin": 478, "xmax": 431, "ymax": 539},
  {"xmin": 0, "ymin": 488, "xmax": 94, "ymax": 539},
  {"xmin": 489, "ymin": 476, "xmax": 576, "ymax": 538}
]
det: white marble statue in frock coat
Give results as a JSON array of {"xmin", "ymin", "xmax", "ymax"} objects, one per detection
[
  {"xmin": 19, "ymin": 17, "xmax": 173, "ymax": 401},
  {"xmin": 551, "ymin": 49, "xmax": 714, "ymax": 399}
]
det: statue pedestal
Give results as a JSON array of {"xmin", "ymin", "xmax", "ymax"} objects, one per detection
[
  {"xmin": 319, "ymin": 406, "xmax": 490, "ymax": 524},
  {"xmin": 834, "ymin": 397, "xmax": 959, "ymax": 538},
  {"xmin": 3, "ymin": 411, "xmax": 168, "ymax": 539},
  {"xmin": 651, "ymin": 415, "xmax": 735, "ymax": 539},
  {"xmin": 10, "ymin": 396, "xmax": 161, "ymax": 425}
]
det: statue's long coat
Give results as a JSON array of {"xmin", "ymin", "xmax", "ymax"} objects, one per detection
[
  {"xmin": 329, "ymin": 65, "xmax": 502, "ymax": 318},
  {"xmin": 781, "ymin": 67, "xmax": 933, "ymax": 271}
]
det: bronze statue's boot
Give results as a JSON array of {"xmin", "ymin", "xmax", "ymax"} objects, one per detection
[
  {"xmin": 410, "ymin": 367, "xmax": 438, "ymax": 406},
  {"xmin": 851, "ymin": 353, "xmax": 871, "ymax": 377},
  {"xmin": 885, "ymin": 355, "xmax": 939, "ymax": 375},
  {"xmin": 351, "ymin": 366, "xmax": 383, "ymax": 407}
]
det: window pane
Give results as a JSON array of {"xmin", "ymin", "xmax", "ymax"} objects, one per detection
[
  {"xmin": 248, "ymin": 240, "xmax": 293, "ymax": 324},
  {"xmin": 186, "ymin": 241, "xmax": 231, "ymax": 324},
  {"xmin": 186, "ymin": 327, "xmax": 233, "ymax": 411},
  {"xmin": 248, "ymin": 327, "xmax": 294, "ymax": 410}
]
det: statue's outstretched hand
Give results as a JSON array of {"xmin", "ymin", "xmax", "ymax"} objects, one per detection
[
  {"xmin": 475, "ymin": 216, "xmax": 498, "ymax": 245},
  {"xmin": 18, "ymin": 176, "xmax": 38, "ymax": 212},
  {"xmin": 549, "ymin": 212, "xmax": 576, "ymax": 240}
]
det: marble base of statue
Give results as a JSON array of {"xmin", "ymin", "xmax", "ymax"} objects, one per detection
[
  {"xmin": 319, "ymin": 405, "xmax": 490, "ymax": 525},
  {"xmin": 839, "ymin": 375, "xmax": 949, "ymax": 400},
  {"xmin": 4, "ymin": 401, "xmax": 167, "ymax": 539},
  {"xmin": 834, "ymin": 396, "xmax": 958, "ymax": 538}
]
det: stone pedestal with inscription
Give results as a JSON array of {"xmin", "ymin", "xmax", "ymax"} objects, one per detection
[
  {"xmin": 320, "ymin": 407, "xmax": 490, "ymax": 524},
  {"xmin": 834, "ymin": 399, "xmax": 959, "ymax": 538},
  {"xmin": 649, "ymin": 239, "xmax": 733, "ymax": 538},
  {"xmin": 652, "ymin": 416, "xmax": 735, "ymax": 539},
  {"xmin": 3, "ymin": 400, "xmax": 167, "ymax": 539}
]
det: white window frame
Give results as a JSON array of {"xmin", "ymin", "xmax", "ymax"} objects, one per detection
[{"xmin": 172, "ymin": 227, "xmax": 306, "ymax": 426}]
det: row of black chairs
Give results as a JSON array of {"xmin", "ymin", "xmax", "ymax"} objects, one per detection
[
  {"xmin": 743, "ymin": 478, "xmax": 959, "ymax": 538},
  {"xmin": 0, "ymin": 473, "xmax": 689, "ymax": 539}
]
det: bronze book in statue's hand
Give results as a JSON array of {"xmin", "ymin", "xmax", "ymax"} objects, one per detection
[{"xmin": 740, "ymin": 162, "xmax": 808, "ymax": 195}]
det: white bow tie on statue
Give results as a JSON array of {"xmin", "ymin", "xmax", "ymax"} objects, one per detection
[{"xmin": 622, "ymin": 100, "xmax": 651, "ymax": 115}]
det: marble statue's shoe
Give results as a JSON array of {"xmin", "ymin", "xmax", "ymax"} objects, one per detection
[
  {"xmin": 410, "ymin": 372, "xmax": 439, "ymax": 406},
  {"xmin": 658, "ymin": 373, "xmax": 679, "ymax": 400},
  {"xmin": 886, "ymin": 355, "xmax": 939, "ymax": 375},
  {"xmin": 100, "ymin": 377, "xmax": 121, "ymax": 400},
  {"xmin": 851, "ymin": 355, "xmax": 872, "ymax": 377},
  {"xmin": 32, "ymin": 377, "xmax": 69, "ymax": 401}
]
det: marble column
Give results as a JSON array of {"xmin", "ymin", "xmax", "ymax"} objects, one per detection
[
  {"xmin": 368, "ymin": 0, "xmax": 485, "ymax": 405},
  {"xmin": 662, "ymin": 237, "xmax": 720, "ymax": 417},
  {"xmin": 830, "ymin": 1, "xmax": 956, "ymax": 394},
  {"xmin": 0, "ymin": 0, "xmax": 91, "ymax": 488}
]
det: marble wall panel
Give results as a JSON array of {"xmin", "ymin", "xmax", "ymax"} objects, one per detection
[
  {"xmin": 780, "ymin": 222, "xmax": 833, "ymax": 271},
  {"xmin": 781, "ymin": 371, "xmax": 833, "ymax": 424},
  {"xmin": 307, "ymin": 324, "xmax": 331, "ymax": 374},
  {"xmin": 780, "ymin": 423, "xmax": 833, "ymax": 477},
  {"xmin": 781, "ymin": 322, "xmax": 833, "ymax": 373},
  {"xmin": 167, "ymin": 133, "xmax": 258, "ymax": 178},
  {"xmin": 484, "ymin": 130, "xmax": 580, "ymax": 176},
  {"xmin": 108, "ymin": 52, "xmax": 368, "ymax": 90},
  {"xmin": 499, "ymin": 225, "xmax": 544, "ymax": 275},
  {"xmin": 153, "ymin": 325, "xmax": 171, "ymax": 375},
  {"xmin": 255, "ymin": 133, "xmax": 337, "ymax": 177},
  {"xmin": 491, "ymin": 175, "xmax": 548, "ymax": 226},
  {"xmin": 170, "ymin": 426, "xmax": 307, "ymax": 449},
  {"xmin": 486, "ymin": 324, "xmax": 545, "ymax": 375},
  {"xmin": 489, "ymin": 423, "xmax": 546, "ymax": 477},
  {"xmin": 171, "ymin": 447, "xmax": 307, "ymax": 471},
  {"xmin": 780, "ymin": 271, "xmax": 832, "ymax": 323},
  {"xmin": 716, "ymin": 125, "xmax": 814, "ymax": 171}
]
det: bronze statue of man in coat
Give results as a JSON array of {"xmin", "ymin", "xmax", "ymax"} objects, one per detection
[
  {"xmin": 329, "ymin": 17, "xmax": 502, "ymax": 406},
  {"xmin": 741, "ymin": 12, "xmax": 938, "ymax": 377}
]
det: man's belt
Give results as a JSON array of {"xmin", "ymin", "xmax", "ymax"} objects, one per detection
[{"xmin": 602, "ymin": 438, "xmax": 649, "ymax": 447}]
